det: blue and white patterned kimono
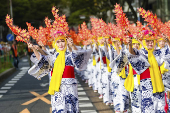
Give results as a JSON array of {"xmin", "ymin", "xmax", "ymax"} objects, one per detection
[
  {"xmin": 109, "ymin": 45, "xmax": 130, "ymax": 112},
  {"xmin": 91, "ymin": 45, "xmax": 100, "ymax": 91},
  {"xmin": 83, "ymin": 45, "xmax": 93, "ymax": 82},
  {"xmin": 88, "ymin": 44, "xmax": 99, "ymax": 88},
  {"xmin": 127, "ymin": 47, "xmax": 170, "ymax": 113},
  {"xmin": 158, "ymin": 45, "xmax": 170, "ymax": 92},
  {"xmin": 74, "ymin": 46, "xmax": 83, "ymax": 76},
  {"xmin": 97, "ymin": 46, "xmax": 107, "ymax": 97},
  {"xmin": 128, "ymin": 67, "xmax": 142, "ymax": 113},
  {"xmin": 102, "ymin": 44, "xmax": 118, "ymax": 104},
  {"xmin": 106, "ymin": 45, "xmax": 118, "ymax": 104},
  {"xmin": 28, "ymin": 48, "xmax": 92, "ymax": 113},
  {"xmin": 79, "ymin": 46, "xmax": 88, "ymax": 81}
]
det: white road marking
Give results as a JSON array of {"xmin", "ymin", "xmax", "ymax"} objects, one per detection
[
  {"xmin": 78, "ymin": 97, "xmax": 89, "ymax": 101},
  {"xmin": 0, "ymin": 90, "xmax": 8, "ymax": 93},
  {"xmin": 40, "ymin": 83, "xmax": 49, "ymax": 87},
  {"xmin": 79, "ymin": 103, "xmax": 93, "ymax": 107},
  {"xmin": 78, "ymin": 87, "xmax": 84, "ymax": 90},
  {"xmin": 77, "ymin": 84, "xmax": 81, "ymax": 87},
  {"xmin": 77, "ymin": 79, "xmax": 97, "ymax": 113},
  {"xmin": 8, "ymin": 81, "xmax": 17, "ymax": 84},
  {"xmin": 78, "ymin": 92, "xmax": 86, "ymax": 95},
  {"xmin": 22, "ymin": 59, "xmax": 28, "ymax": 62},
  {"xmin": 0, "ymin": 66, "xmax": 29, "ymax": 100},
  {"xmin": 20, "ymin": 67, "xmax": 29, "ymax": 70},
  {"xmin": 1, "ymin": 87, "xmax": 11, "ymax": 90},
  {"xmin": 16, "ymin": 75, "xmax": 24, "ymax": 77},
  {"xmin": 5, "ymin": 84, "xmax": 15, "ymax": 86},
  {"xmin": 81, "ymin": 110, "xmax": 97, "ymax": 113},
  {"xmin": 11, "ymin": 78, "xmax": 20, "ymax": 81},
  {"xmin": 14, "ymin": 76, "xmax": 22, "ymax": 79},
  {"xmin": 0, "ymin": 95, "xmax": 3, "ymax": 98},
  {"xmin": 18, "ymin": 73, "xmax": 25, "ymax": 75}
]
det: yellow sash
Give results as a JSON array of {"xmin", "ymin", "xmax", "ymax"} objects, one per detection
[
  {"xmin": 48, "ymin": 37, "xmax": 67, "ymax": 95},
  {"xmin": 93, "ymin": 55, "xmax": 96, "ymax": 66},
  {"xmin": 147, "ymin": 48, "xmax": 164, "ymax": 93},
  {"xmin": 124, "ymin": 64, "xmax": 140, "ymax": 92},
  {"xmin": 160, "ymin": 62, "xmax": 169, "ymax": 74},
  {"xmin": 106, "ymin": 44, "xmax": 112, "ymax": 72}
]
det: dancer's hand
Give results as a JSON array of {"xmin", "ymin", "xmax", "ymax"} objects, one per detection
[
  {"xmin": 38, "ymin": 41, "xmax": 44, "ymax": 47},
  {"xmin": 27, "ymin": 42, "xmax": 41, "ymax": 60},
  {"xmin": 162, "ymin": 34, "xmax": 169, "ymax": 42},
  {"xmin": 126, "ymin": 36, "xmax": 132, "ymax": 45},
  {"xmin": 67, "ymin": 38, "xmax": 74, "ymax": 47},
  {"xmin": 27, "ymin": 42, "xmax": 34, "ymax": 50},
  {"xmin": 34, "ymin": 45, "xmax": 41, "ymax": 51}
]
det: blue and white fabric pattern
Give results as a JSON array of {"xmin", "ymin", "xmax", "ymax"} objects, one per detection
[
  {"xmin": 28, "ymin": 48, "xmax": 92, "ymax": 113},
  {"xmin": 140, "ymin": 78, "xmax": 165, "ymax": 113}
]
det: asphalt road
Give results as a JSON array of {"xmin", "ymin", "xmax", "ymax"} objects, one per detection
[{"xmin": 0, "ymin": 56, "xmax": 98, "ymax": 113}]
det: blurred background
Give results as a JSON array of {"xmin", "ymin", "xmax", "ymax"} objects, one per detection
[{"xmin": 0, "ymin": 0, "xmax": 169, "ymax": 42}]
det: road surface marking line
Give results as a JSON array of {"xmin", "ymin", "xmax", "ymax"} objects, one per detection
[
  {"xmin": 11, "ymin": 78, "xmax": 20, "ymax": 81},
  {"xmin": 78, "ymin": 92, "xmax": 86, "ymax": 95},
  {"xmin": 8, "ymin": 81, "xmax": 17, "ymax": 84},
  {"xmin": 21, "ymin": 67, "xmax": 29, "ymax": 70},
  {"xmin": 77, "ymin": 84, "xmax": 81, "ymax": 87},
  {"xmin": 0, "ymin": 95, "xmax": 3, "ymax": 98},
  {"xmin": 78, "ymin": 87, "xmax": 84, "ymax": 90},
  {"xmin": 81, "ymin": 110, "xmax": 97, "ymax": 113},
  {"xmin": 19, "ymin": 108, "xmax": 30, "ymax": 113},
  {"xmin": 1, "ymin": 87, "xmax": 11, "ymax": 89},
  {"xmin": 50, "ymin": 107, "xmax": 52, "ymax": 113},
  {"xmin": 22, "ymin": 92, "xmax": 50, "ymax": 105},
  {"xmin": 78, "ymin": 97, "xmax": 89, "ymax": 100},
  {"xmin": 30, "ymin": 91, "xmax": 51, "ymax": 104},
  {"xmin": 22, "ymin": 59, "xmax": 28, "ymax": 62},
  {"xmin": 18, "ymin": 72, "xmax": 25, "ymax": 75},
  {"xmin": 22, "ymin": 97, "xmax": 40, "ymax": 105},
  {"xmin": 79, "ymin": 103, "xmax": 93, "ymax": 107},
  {"xmin": 16, "ymin": 75, "xmax": 24, "ymax": 77},
  {"xmin": 5, "ymin": 84, "xmax": 14, "ymax": 86},
  {"xmin": 14, "ymin": 76, "xmax": 22, "ymax": 79},
  {"xmin": 0, "ymin": 90, "xmax": 8, "ymax": 93}
]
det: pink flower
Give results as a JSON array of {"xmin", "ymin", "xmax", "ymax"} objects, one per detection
[
  {"xmin": 129, "ymin": 35, "xmax": 133, "ymax": 38},
  {"xmin": 143, "ymin": 30, "xmax": 149, "ymax": 35}
]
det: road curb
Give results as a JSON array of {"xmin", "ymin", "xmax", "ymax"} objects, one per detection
[
  {"xmin": 0, "ymin": 55, "xmax": 28, "ymax": 82},
  {"xmin": 0, "ymin": 67, "xmax": 16, "ymax": 79}
]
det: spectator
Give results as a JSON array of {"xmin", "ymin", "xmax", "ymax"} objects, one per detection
[{"xmin": 11, "ymin": 41, "xmax": 19, "ymax": 68}]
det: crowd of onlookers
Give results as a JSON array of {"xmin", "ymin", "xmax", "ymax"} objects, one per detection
[
  {"xmin": 0, "ymin": 42, "xmax": 11, "ymax": 56},
  {"xmin": 0, "ymin": 41, "xmax": 31, "ymax": 69}
]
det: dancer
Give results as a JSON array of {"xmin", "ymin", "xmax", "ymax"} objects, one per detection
[
  {"xmin": 126, "ymin": 31, "xmax": 170, "ymax": 113},
  {"xmin": 109, "ymin": 37, "xmax": 129, "ymax": 113},
  {"xmin": 124, "ymin": 38, "xmax": 142, "ymax": 113},
  {"xmin": 28, "ymin": 34, "xmax": 92, "ymax": 113}
]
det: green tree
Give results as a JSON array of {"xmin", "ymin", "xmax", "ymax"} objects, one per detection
[{"xmin": 68, "ymin": 0, "xmax": 125, "ymax": 25}]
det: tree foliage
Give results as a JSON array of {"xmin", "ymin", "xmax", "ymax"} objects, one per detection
[{"xmin": 0, "ymin": 0, "xmax": 149, "ymax": 41}]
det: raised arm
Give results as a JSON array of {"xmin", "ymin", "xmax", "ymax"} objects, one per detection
[
  {"xmin": 133, "ymin": 35, "xmax": 145, "ymax": 48},
  {"xmin": 27, "ymin": 42, "xmax": 41, "ymax": 60},
  {"xmin": 126, "ymin": 37, "xmax": 136, "ymax": 55},
  {"xmin": 163, "ymin": 35, "xmax": 170, "ymax": 47},
  {"xmin": 104, "ymin": 40, "xmax": 109, "ymax": 52},
  {"xmin": 67, "ymin": 38, "xmax": 78, "ymax": 51},
  {"xmin": 37, "ymin": 41, "xmax": 48, "ymax": 55},
  {"xmin": 112, "ymin": 38, "xmax": 120, "ymax": 55}
]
